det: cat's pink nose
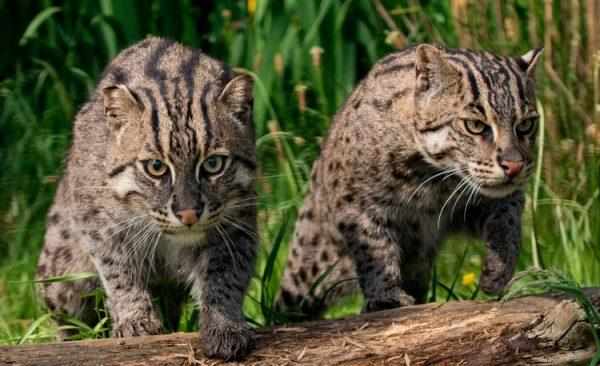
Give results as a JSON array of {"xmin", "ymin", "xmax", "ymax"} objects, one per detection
[
  {"xmin": 500, "ymin": 160, "xmax": 524, "ymax": 178},
  {"xmin": 176, "ymin": 209, "xmax": 199, "ymax": 226}
]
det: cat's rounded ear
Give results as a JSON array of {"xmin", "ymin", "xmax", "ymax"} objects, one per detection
[
  {"xmin": 517, "ymin": 48, "xmax": 543, "ymax": 78},
  {"xmin": 415, "ymin": 44, "xmax": 460, "ymax": 94},
  {"xmin": 102, "ymin": 84, "xmax": 143, "ymax": 131},
  {"xmin": 218, "ymin": 73, "xmax": 254, "ymax": 123}
]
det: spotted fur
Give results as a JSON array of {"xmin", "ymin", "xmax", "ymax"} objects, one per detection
[
  {"xmin": 36, "ymin": 37, "xmax": 257, "ymax": 361},
  {"xmin": 279, "ymin": 44, "xmax": 542, "ymax": 315}
]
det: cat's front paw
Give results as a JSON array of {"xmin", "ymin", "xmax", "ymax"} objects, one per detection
[
  {"xmin": 112, "ymin": 316, "xmax": 163, "ymax": 337},
  {"xmin": 479, "ymin": 269, "xmax": 512, "ymax": 295},
  {"xmin": 364, "ymin": 288, "xmax": 415, "ymax": 312},
  {"xmin": 479, "ymin": 253, "xmax": 515, "ymax": 295},
  {"xmin": 200, "ymin": 319, "xmax": 255, "ymax": 361}
]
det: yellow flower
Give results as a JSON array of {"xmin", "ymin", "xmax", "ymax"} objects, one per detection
[
  {"xmin": 462, "ymin": 272, "xmax": 476, "ymax": 287},
  {"xmin": 248, "ymin": 0, "xmax": 256, "ymax": 16}
]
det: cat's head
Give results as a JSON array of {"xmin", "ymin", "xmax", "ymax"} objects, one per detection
[
  {"xmin": 101, "ymin": 57, "xmax": 255, "ymax": 245},
  {"xmin": 412, "ymin": 44, "xmax": 542, "ymax": 198}
]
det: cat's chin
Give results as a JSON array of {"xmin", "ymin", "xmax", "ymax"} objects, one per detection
[
  {"xmin": 162, "ymin": 229, "xmax": 207, "ymax": 246},
  {"xmin": 478, "ymin": 184, "xmax": 520, "ymax": 198}
]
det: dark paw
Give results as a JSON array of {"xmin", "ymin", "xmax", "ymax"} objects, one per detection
[
  {"xmin": 480, "ymin": 271, "xmax": 511, "ymax": 295},
  {"xmin": 364, "ymin": 289, "xmax": 415, "ymax": 313},
  {"xmin": 480, "ymin": 250, "xmax": 517, "ymax": 295},
  {"xmin": 112, "ymin": 317, "xmax": 163, "ymax": 337},
  {"xmin": 201, "ymin": 321, "xmax": 255, "ymax": 361},
  {"xmin": 480, "ymin": 263, "xmax": 514, "ymax": 295}
]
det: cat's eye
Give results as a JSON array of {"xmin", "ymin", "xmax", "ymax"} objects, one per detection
[
  {"xmin": 201, "ymin": 155, "xmax": 228, "ymax": 176},
  {"xmin": 144, "ymin": 159, "xmax": 168, "ymax": 178},
  {"xmin": 463, "ymin": 119, "xmax": 489, "ymax": 135},
  {"xmin": 515, "ymin": 117, "xmax": 537, "ymax": 136}
]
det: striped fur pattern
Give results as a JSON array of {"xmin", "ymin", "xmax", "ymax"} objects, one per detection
[
  {"xmin": 279, "ymin": 44, "xmax": 543, "ymax": 315},
  {"xmin": 36, "ymin": 37, "xmax": 257, "ymax": 360}
]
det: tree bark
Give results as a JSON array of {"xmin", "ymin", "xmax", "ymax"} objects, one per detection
[{"xmin": 1, "ymin": 289, "xmax": 599, "ymax": 366}]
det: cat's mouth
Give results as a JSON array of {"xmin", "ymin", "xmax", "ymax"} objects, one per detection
[
  {"xmin": 157, "ymin": 212, "xmax": 223, "ymax": 244},
  {"xmin": 161, "ymin": 225, "xmax": 206, "ymax": 235},
  {"xmin": 477, "ymin": 174, "xmax": 529, "ymax": 198},
  {"xmin": 162, "ymin": 227, "xmax": 208, "ymax": 246},
  {"xmin": 478, "ymin": 183, "xmax": 520, "ymax": 198},
  {"xmin": 467, "ymin": 163, "xmax": 530, "ymax": 198}
]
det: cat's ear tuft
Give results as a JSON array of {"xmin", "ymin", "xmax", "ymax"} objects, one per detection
[
  {"xmin": 415, "ymin": 44, "xmax": 460, "ymax": 93},
  {"xmin": 218, "ymin": 74, "xmax": 254, "ymax": 123},
  {"xmin": 102, "ymin": 84, "xmax": 142, "ymax": 131},
  {"xmin": 517, "ymin": 48, "xmax": 543, "ymax": 78}
]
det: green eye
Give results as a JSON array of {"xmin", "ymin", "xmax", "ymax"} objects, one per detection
[
  {"xmin": 464, "ymin": 119, "xmax": 489, "ymax": 135},
  {"xmin": 144, "ymin": 159, "xmax": 168, "ymax": 177},
  {"xmin": 515, "ymin": 117, "xmax": 537, "ymax": 136},
  {"xmin": 201, "ymin": 155, "xmax": 228, "ymax": 175}
]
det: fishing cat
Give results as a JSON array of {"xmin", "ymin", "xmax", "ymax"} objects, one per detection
[
  {"xmin": 279, "ymin": 44, "xmax": 542, "ymax": 314},
  {"xmin": 36, "ymin": 37, "xmax": 257, "ymax": 360}
]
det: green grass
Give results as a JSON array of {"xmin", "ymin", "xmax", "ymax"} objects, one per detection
[{"xmin": 0, "ymin": 1, "xmax": 599, "ymax": 357}]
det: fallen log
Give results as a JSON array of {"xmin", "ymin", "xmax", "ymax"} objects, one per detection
[{"xmin": 1, "ymin": 289, "xmax": 598, "ymax": 366}]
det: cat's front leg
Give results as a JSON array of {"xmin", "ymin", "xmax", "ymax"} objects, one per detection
[
  {"xmin": 193, "ymin": 218, "xmax": 257, "ymax": 361},
  {"xmin": 86, "ymin": 229, "xmax": 163, "ymax": 337},
  {"xmin": 338, "ymin": 210, "xmax": 415, "ymax": 312},
  {"xmin": 479, "ymin": 193, "xmax": 524, "ymax": 294}
]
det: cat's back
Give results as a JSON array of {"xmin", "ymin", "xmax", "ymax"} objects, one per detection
[{"xmin": 319, "ymin": 47, "xmax": 420, "ymax": 164}]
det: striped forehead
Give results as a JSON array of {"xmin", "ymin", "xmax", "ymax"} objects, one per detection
[
  {"xmin": 160, "ymin": 81, "xmax": 207, "ymax": 165},
  {"xmin": 448, "ymin": 50, "xmax": 530, "ymax": 124},
  {"xmin": 139, "ymin": 40, "xmax": 222, "ymax": 165}
]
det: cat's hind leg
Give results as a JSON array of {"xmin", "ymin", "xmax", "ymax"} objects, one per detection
[{"xmin": 36, "ymin": 211, "xmax": 101, "ymax": 339}]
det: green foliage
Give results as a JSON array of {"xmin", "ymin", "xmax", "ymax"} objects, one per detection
[{"xmin": 0, "ymin": 1, "xmax": 598, "ymax": 353}]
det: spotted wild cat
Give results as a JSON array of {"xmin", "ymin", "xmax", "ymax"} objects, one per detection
[
  {"xmin": 279, "ymin": 44, "xmax": 542, "ymax": 314},
  {"xmin": 36, "ymin": 37, "xmax": 257, "ymax": 360}
]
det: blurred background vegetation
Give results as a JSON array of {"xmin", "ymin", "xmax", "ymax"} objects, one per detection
[{"xmin": 1, "ymin": 0, "xmax": 599, "ymax": 344}]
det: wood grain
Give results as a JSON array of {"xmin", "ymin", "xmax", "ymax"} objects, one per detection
[{"xmin": 1, "ymin": 289, "xmax": 598, "ymax": 366}]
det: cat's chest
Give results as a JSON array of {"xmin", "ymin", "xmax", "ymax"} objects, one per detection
[
  {"xmin": 154, "ymin": 236, "xmax": 209, "ymax": 280},
  {"xmin": 381, "ymin": 152, "xmax": 472, "ymax": 212},
  {"xmin": 390, "ymin": 175, "xmax": 479, "ymax": 233}
]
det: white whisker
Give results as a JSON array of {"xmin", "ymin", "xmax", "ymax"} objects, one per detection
[
  {"xmin": 147, "ymin": 231, "xmax": 162, "ymax": 277},
  {"xmin": 139, "ymin": 229, "xmax": 160, "ymax": 286},
  {"xmin": 114, "ymin": 216, "xmax": 149, "ymax": 240},
  {"xmin": 407, "ymin": 167, "xmax": 462, "ymax": 204},
  {"xmin": 222, "ymin": 215, "xmax": 258, "ymax": 240},
  {"xmin": 463, "ymin": 180, "xmax": 481, "ymax": 222},
  {"xmin": 226, "ymin": 203, "xmax": 259, "ymax": 211},
  {"xmin": 437, "ymin": 176, "xmax": 470, "ymax": 229},
  {"xmin": 121, "ymin": 220, "xmax": 155, "ymax": 277},
  {"xmin": 216, "ymin": 224, "xmax": 240, "ymax": 273},
  {"xmin": 103, "ymin": 215, "xmax": 149, "ymax": 238},
  {"xmin": 450, "ymin": 176, "xmax": 474, "ymax": 218},
  {"xmin": 133, "ymin": 226, "xmax": 153, "ymax": 285}
]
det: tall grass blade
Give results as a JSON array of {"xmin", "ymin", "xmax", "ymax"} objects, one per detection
[{"xmin": 19, "ymin": 7, "xmax": 61, "ymax": 46}]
